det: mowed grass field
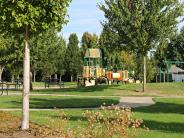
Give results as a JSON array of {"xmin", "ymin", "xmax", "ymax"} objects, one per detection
[
  {"xmin": 0, "ymin": 96, "xmax": 119, "ymax": 109},
  {"xmin": 1, "ymin": 82, "xmax": 184, "ymax": 137},
  {"xmin": 31, "ymin": 82, "xmax": 184, "ymax": 97},
  {"xmin": 7, "ymin": 98, "xmax": 184, "ymax": 138}
]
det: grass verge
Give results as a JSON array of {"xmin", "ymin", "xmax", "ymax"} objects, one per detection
[
  {"xmin": 0, "ymin": 96, "xmax": 119, "ymax": 109},
  {"xmin": 8, "ymin": 98, "xmax": 184, "ymax": 138}
]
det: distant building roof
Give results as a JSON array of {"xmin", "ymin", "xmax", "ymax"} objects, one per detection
[{"xmin": 169, "ymin": 65, "xmax": 184, "ymax": 73}]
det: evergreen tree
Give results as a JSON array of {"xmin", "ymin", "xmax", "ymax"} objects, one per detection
[{"xmin": 65, "ymin": 33, "xmax": 82, "ymax": 81}]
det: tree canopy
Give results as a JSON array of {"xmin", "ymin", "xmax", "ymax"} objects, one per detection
[
  {"xmin": 64, "ymin": 33, "xmax": 82, "ymax": 81},
  {"xmin": 99, "ymin": 0, "xmax": 183, "ymax": 55},
  {"xmin": 99, "ymin": 0, "xmax": 184, "ymax": 91},
  {"xmin": 0, "ymin": 0, "xmax": 71, "ymax": 130}
]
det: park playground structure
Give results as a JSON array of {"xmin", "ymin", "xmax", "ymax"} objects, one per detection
[{"xmin": 77, "ymin": 48, "xmax": 131, "ymax": 87}]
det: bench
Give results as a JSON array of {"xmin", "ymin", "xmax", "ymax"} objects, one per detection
[
  {"xmin": 45, "ymin": 78, "xmax": 64, "ymax": 88},
  {"xmin": 0, "ymin": 81, "xmax": 8, "ymax": 95},
  {"xmin": 0, "ymin": 80, "xmax": 22, "ymax": 96}
]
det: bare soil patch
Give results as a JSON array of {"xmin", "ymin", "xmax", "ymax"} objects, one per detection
[{"xmin": 0, "ymin": 112, "xmax": 58, "ymax": 138}]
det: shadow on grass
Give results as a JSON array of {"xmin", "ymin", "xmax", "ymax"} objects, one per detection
[
  {"xmin": 133, "ymin": 102, "xmax": 184, "ymax": 114},
  {"xmin": 10, "ymin": 98, "xmax": 119, "ymax": 109},
  {"xmin": 143, "ymin": 120, "xmax": 184, "ymax": 133},
  {"xmin": 32, "ymin": 85, "xmax": 118, "ymax": 94},
  {"xmin": 51, "ymin": 116, "xmax": 184, "ymax": 133}
]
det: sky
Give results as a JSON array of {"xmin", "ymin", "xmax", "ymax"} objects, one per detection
[
  {"xmin": 61, "ymin": 0, "xmax": 184, "ymax": 42},
  {"xmin": 61, "ymin": 0, "xmax": 104, "ymax": 42}
]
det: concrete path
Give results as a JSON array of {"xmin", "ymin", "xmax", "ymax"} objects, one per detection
[
  {"xmin": 1, "ymin": 96, "xmax": 184, "ymax": 111},
  {"xmin": 0, "ymin": 109, "xmax": 54, "ymax": 111},
  {"xmin": 0, "ymin": 108, "xmax": 98, "ymax": 111},
  {"xmin": 2, "ymin": 93, "xmax": 120, "ymax": 98},
  {"xmin": 0, "ymin": 97, "xmax": 156, "ymax": 112},
  {"xmin": 118, "ymin": 97, "xmax": 155, "ymax": 108}
]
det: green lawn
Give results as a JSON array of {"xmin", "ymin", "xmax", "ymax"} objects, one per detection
[
  {"xmin": 32, "ymin": 82, "xmax": 77, "ymax": 88},
  {"xmin": 2, "ymin": 83, "xmax": 184, "ymax": 137},
  {"xmin": 10, "ymin": 98, "xmax": 184, "ymax": 138},
  {"xmin": 134, "ymin": 98, "xmax": 184, "ymax": 138},
  {"xmin": 31, "ymin": 82, "xmax": 184, "ymax": 97},
  {"xmin": 8, "ymin": 82, "xmax": 184, "ymax": 97},
  {"xmin": 0, "ymin": 96, "xmax": 119, "ymax": 109}
]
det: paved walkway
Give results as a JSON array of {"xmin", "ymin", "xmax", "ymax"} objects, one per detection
[
  {"xmin": 0, "ymin": 97, "xmax": 155, "ymax": 111},
  {"xmin": 118, "ymin": 97, "xmax": 155, "ymax": 108},
  {"xmin": 1, "ymin": 96, "xmax": 184, "ymax": 111},
  {"xmin": 3, "ymin": 93, "xmax": 120, "ymax": 98},
  {"xmin": 0, "ymin": 109, "xmax": 54, "ymax": 111}
]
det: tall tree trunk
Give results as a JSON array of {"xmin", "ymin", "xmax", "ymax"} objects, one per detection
[
  {"xmin": 21, "ymin": 27, "xmax": 30, "ymax": 130},
  {"xmin": 0, "ymin": 66, "xmax": 4, "ymax": 81},
  {"xmin": 71, "ymin": 75, "xmax": 73, "ymax": 82},
  {"xmin": 54, "ymin": 74, "xmax": 58, "ymax": 80},
  {"xmin": 59, "ymin": 74, "xmax": 62, "ymax": 82},
  {"xmin": 143, "ymin": 56, "xmax": 146, "ymax": 92},
  {"xmin": 33, "ymin": 71, "xmax": 36, "ymax": 82},
  {"xmin": 163, "ymin": 71, "xmax": 166, "ymax": 83},
  {"xmin": 11, "ymin": 75, "xmax": 15, "ymax": 82}
]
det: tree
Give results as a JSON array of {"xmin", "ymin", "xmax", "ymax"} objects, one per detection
[
  {"xmin": 29, "ymin": 29, "xmax": 66, "ymax": 82},
  {"xmin": 0, "ymin": 34, "xmax": 22, "ymax": 81},
  {"xmin": 0, "ymin": 34, "xmax": 8, "ymax": 80},
  {"xmin": 0, "ymin": 0, "xmax": 71, "ymax": 129},
  {"xmin": 166, "ymin": 28, "xmax": 184, "ymax": 62},
  {"xmin": 81, "ymin": 32, "xmax": 99, "ymax": 50},
  {"xmin": 55, "ymin": 36, "xmax": 67, "ymax": 81},
  {"xmin": 155, "ymin": 26, "xmax": 184, "ymax": 69},
  {"xmin": 99, "ymin": 0, "xmax": 184, "ymax": 91},
  {"xmin": 64, "ymin": 33, "xmax": 82, "ymax": 81}
]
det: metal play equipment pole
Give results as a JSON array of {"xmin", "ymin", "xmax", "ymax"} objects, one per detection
[
  {"xmin": 94, "ymin": 58, "xmax": 97, "ymax": 78},
  {"xmin": 128, "ymin": 66, "xmax": 130, "ymax": 78},
  {"xmin": 83, "ymin": 56, "xmax": 85, "ymax": 78},
  {"xmin": 100, "ymin": 49, "xmax": 102, "ymax": 67},
  {"xmin": 160, "ymin": 67, "xmax": 162, "ymax": 83},
  {"xmin": 122, "ymin": 64, "xmax": 124, "ymax": 82},
  {"xmin": 88, "ymin": 49, "xmax": 90, "ymax": 77},
  {"xmin": 166, "ymin": 64, "xmax": 169, "ymax": 82}
]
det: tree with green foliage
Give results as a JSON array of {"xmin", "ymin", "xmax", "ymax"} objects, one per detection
[
  {"xmin": 155, "ymin": 26, "xmax": 184, "ymax": 70},
  {"xmin": 64, "ymin": 33, "xmax": 82, "ymax": 81},
  {"xmin": 30, "ymin": 29, "xmax": 66, "ymax": 82},
  {"xmin": 81, "ymin": 32, "xmax": 99, "ymax": 50},
  {"xmin": 6, "ymin": 37, "xmax": 23, "ymax": 81},
  {"xmin": 0, "ymin": 0, "xmax": 71, "ymax": 129},
  {"xmin": 0, "ymin": 34, "xmax": 8, "ymax": 80},
  {"xmin": 135, "ymin": 55, "xmax": 156, "ymax": 82},
  {"xmin": 0, "ymin": 34, "xmax": 23, "ymax": 81},
  {"xmin": 55, "ymin": 36, "xmax": 67, "ymax": 81},
  {"xmin": 99, "ymin": 0, "xmax": 184, "ymax": 91},
  {"xmin": 166, "ymin": 28, "xmax": 184, "ymax": 62}
]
